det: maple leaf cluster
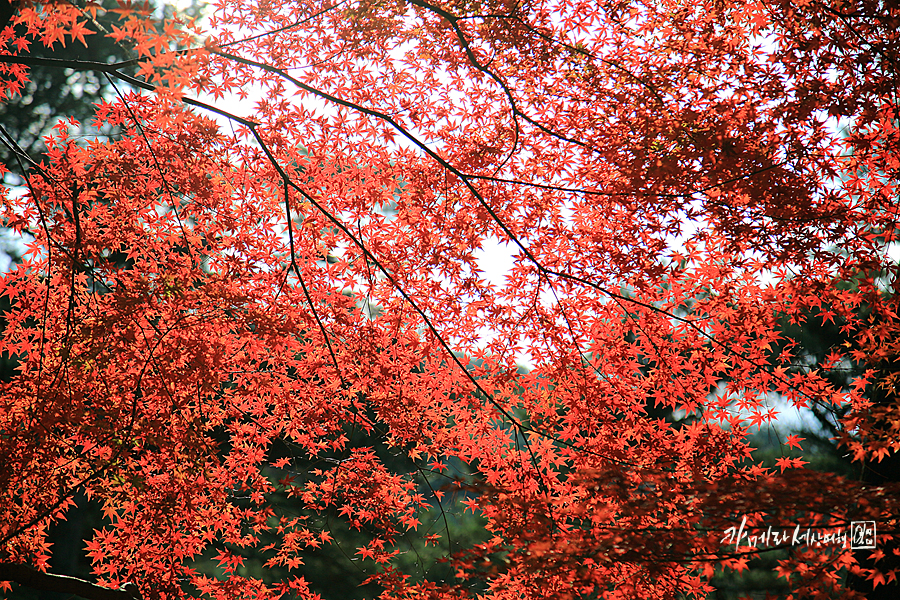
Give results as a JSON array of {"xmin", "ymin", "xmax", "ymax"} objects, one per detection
[{"xmin": 1, "ymin": 0, "xmax": 899, "ymax": 599}]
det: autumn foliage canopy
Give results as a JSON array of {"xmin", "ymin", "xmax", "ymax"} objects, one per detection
[{"xmin": 1, "ymin": 0, "xmax": 899, "ymax": 598}]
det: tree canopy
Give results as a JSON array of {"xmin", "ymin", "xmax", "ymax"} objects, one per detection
[{"xmin": 1, "ymin": 1, "xmax": 899, "ymax": 599}]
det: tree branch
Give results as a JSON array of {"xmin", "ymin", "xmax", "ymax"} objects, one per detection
[
  {"xmin": 0, "ymin": 54, "xmax": 259, "ymax": 128},
  {"xmin": 0, "ymin": 563, "xmax": 141, "ymax": 600}
]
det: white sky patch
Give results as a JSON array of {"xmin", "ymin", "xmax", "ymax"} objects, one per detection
[{"xmin": 474, "ymin": 235, "xmax": 515, "ymax": 289}]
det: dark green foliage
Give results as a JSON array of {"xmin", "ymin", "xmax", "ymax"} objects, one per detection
[{"xmin": 0, "ymin": 1, "xmax": 134, "ymax": 172}]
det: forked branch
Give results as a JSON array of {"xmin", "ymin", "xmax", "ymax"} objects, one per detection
[{"xmin": 0, "ymin": 563, "xmax": 141, "ymax": 600}]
